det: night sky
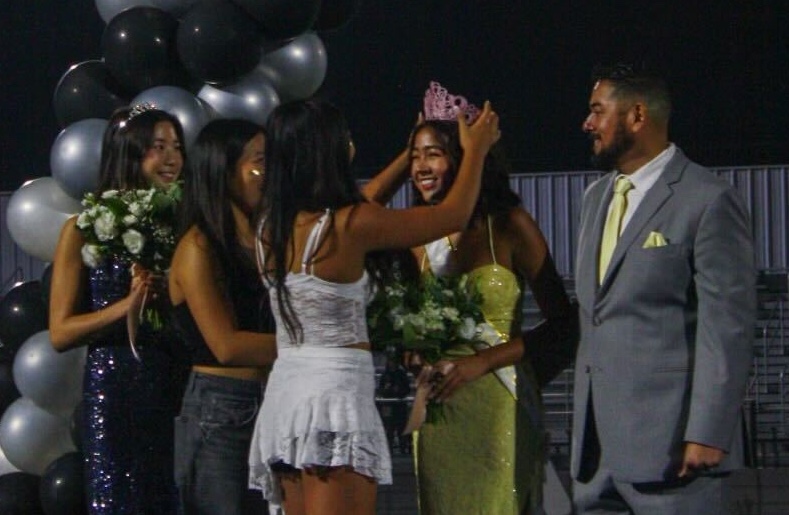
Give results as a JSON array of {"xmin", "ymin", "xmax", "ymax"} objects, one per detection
[{"xmin": 1, "ymin": 1, "xmax": 788, "ymax": 192}]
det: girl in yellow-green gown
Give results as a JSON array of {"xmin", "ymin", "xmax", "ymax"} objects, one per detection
[{"xmin": 409, "ymin": 116, "xmax": 576, "ymax": 514}]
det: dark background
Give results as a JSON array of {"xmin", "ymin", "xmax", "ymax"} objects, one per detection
[{"xmin": 1, "ymin": 1, "xmax": 788, "ymax": 192}]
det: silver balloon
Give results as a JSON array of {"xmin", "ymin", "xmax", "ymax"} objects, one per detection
[
  {"xmin": 256, "ymin": 32, "xmax": 328, "ymax": 102},
  {"xmin": 0, "ymin": 397, "xmax": 75, "ymax": 475},
  {"xmin": 95, "ymin": 0, "xmax": 154, "ymax": 23},
  {"xmin": 95, "ymin": 0, "xmax": 198, "ymax": 22},
  {"xmin": 6, "ymin": 177, "xmax": 83, "ymax": 262},
  {"xmin": 198, "ymin": 69, "xmax": 281, "ymax": 126},
  {"xmin": 0, "ymin": 446, "xmax": 20, "ymax": 476},
  {"xmin": 50, "ymin": 118, "xmax": 107, "ymax": 199},
  {"xmin": 132, "ymin": 86, "xmax": 212, "ymax": 147},
  {"xmin": 13, "ymin": 331, "xmax": 85, "ymax": 417}
]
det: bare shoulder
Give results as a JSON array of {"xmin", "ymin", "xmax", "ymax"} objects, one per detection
[{"xmin": 503, "ymin": 207, "xmax": 545, "ymax": 243}]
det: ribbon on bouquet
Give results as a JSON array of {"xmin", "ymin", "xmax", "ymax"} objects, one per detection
[
  {"xmin": 125, "ymin": 286, "xmax": 148, "ymax": 363},
  {"xmin": 402, "ymin": 323, "xmax": 513, "ymax": 435},
  {"xmin": 402, "ymin": 322, "xmax": 545, "ymax": 433}
]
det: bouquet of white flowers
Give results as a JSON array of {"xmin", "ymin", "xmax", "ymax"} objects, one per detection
[
  {"xmin": 367, "ymin": 272, "xmax": 492, "ymax": 363},
  {"xmin": 76, "ymin": 183, "xmax": 181, "ymax": 273}
]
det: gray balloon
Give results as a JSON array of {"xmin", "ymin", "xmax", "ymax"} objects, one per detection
[
  {"xmin": 50, "ymin": 118, "xmax": 107, "ymax": 199},
  {"xmin": 256, "ymin": 32, "xmax": 327, "ymax": 102},
  {"xmin": 95, "ymin": 0, "xmax": 198, "ymax": 22},
  {"xmin": 6, "ymin": 177, "xmax": 83, "ymax": 262},
  {"xmin": 13, "ymin": 331, "xmax": 85, "ymax": 417},
  {"xmin": 0, "ymin": 446, "xmax": 20, "ymax": 476},
  {"xmin": 198, "ymin": 69, "xmax": 281, "ymax": 126},
  {"xmin": 0, "ymin": 397, "xmax": 75, "ymax": 475},
  {"xmin": 94, "ymin": 0, "xmax": 154, "ymax": 22},
  {"xmin": 132, "ymin": 86, "xmax": 212, "ymax": 147}
]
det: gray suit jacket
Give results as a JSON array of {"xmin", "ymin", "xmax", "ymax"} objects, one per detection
[{"xmin": 570, "ymin": 148, "xmax": 756, "ymax": 483}]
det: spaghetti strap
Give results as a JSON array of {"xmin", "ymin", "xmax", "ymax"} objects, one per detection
[
  {"xmin": 486, "ymin": 215, "xmax": 498, "ymax": 265},
  {"xmin": 302, "ymin": 209, "xmax": 331, "ymax": 275}
]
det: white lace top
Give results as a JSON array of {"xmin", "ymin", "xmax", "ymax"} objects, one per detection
[{"xmin": 256, "ymin": 209, "xmax": 371, "ymax": 349}]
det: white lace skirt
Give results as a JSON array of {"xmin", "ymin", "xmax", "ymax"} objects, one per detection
[{"xmin": 248, "ymin": 346, "xmax": 392, "ymax": 505}]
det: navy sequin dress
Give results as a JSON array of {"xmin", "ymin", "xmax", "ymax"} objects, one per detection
[{"xmin": 83, "ymin": 260, "xmax": 189, "ymax": 514}]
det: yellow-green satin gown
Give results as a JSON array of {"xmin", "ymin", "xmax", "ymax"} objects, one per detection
[{"xmin": 415, "ymin": 219, "xmax": 545, "ymax": 515}]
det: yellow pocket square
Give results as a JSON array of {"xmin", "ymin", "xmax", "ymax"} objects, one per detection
[{"xmin": 643, "ymin": 231, "xmax": 668, "ymax": 248}]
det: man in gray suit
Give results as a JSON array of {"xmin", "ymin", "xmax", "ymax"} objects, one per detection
[{"xmin": 571, "ymin": 64, "xmax": 756, "ymax": 514}]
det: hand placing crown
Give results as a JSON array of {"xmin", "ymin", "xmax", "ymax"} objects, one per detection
[{"xmin": 423, "ymin": 81, "xmax": 481, "ymax": 124}]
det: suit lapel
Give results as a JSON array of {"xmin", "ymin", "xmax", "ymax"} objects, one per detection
[
  {"xmin": 577, "ymin": 175, "xmax": 615, "ymax": 303},
  {"xmin": 598, "ymin": 152, "xmax": 688, "ymax": 292}
]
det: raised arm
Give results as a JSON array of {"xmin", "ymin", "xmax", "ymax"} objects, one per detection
[
  {"xmin": 169, "ymin": 227, "xmax": 277, "ymax": 367},
  {"xmin": 49, "ymin": 218, "xmax": 148, "ymax": 352},
  {"xmin": 360, "ymin": 113, "xmax": 424, "ymax": 205},
  {"xmin": 352, "ymin": 102, "xmax": 500, "ymax": 251}
]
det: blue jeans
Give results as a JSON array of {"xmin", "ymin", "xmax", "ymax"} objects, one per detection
[{"xmin": 175, "ymin": 371, "xmax": 268, "ymax": 515}]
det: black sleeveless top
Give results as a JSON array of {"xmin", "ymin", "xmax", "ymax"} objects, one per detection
[{"xmin": 171, "ymin": 249, "xmax": 274, "ymax": 366}]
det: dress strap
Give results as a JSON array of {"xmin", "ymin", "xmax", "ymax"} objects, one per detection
[
  {"xmin": 486, "ymin": 215, "xmax": 498, "ymax": 265},
  {"xmin": 301, "ymin": 209, "xmax": 331, "ymax": 275}
]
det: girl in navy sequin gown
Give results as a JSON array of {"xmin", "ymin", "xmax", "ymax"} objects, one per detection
[{"xmin": 49, "ymin": 107, "xmax": 189, "ymax": 514}]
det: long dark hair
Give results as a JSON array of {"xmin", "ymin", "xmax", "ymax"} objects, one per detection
[
  {"xmin": 258, "ymin": 98, "xmax": 412, "ymax": 340},
  {"xmin": 179, "ymin": 118, "xmax": 265, "ymax": 290},
  {"xmin": 96, "ymin": 107, "xmax": 186, "ymax": 192},
  {"xmin": 410, "ymin": 120, "xmax": 520, "ymax": 220}
]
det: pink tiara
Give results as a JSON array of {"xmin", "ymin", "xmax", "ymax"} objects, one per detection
[{"xmin": 423, "ymin": 81, "xmax": 481, "ymax": 123}]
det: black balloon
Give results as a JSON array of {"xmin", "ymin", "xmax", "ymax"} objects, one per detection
[
  {"xmin": 177, "ymin": 0, "xmax": 263, "ymax": 84},
  {"xmin": 232, "ymin": 0, "xmax": 320, "ymax": 40},
  {"xmin": 101, "ymin": 7, "xmax": 191, "ymax": 94},
  {"xmin": 0, "ymin": 472, "xmax": 44, "ymax": 515},
  {"xmin": 313, "ymin": 0, "xmax": 359, "ymax": 31},
  {"xmin": 52, "ymin": 60, "xmax": 130, "ymax": 129},
  {"xmin": 69, "ymin": 401, "xmax": 84, "ymax": 453},
  {"xmin": 0, "ymin": 362, "xmax": 20, "ymax": 417},
  {"xmin": 39, "ymin": 452, "xmax": 86, "ymax": 515},
  {"xmin": 0, "ymin": 281, "xmax": 48, "ymax": 363}
]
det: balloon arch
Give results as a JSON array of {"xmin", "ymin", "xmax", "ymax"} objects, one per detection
[{"xmin": 1, "ymin": 1, "xmax": 358, "ymax": 511}]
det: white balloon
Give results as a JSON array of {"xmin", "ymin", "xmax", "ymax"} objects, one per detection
[
  {"xmin": 13, "ymin": 331, "xmax": 85, "ymax": 417},
  {"xmin": 257, "ymin": 32, "xmax": 328, "ymax": 102},
  {"xmin": 50, "ymin": 118, "xmax": 107, "ymax": 199},
  {"xmin": 0, "ymin": 397, "xmax": 75, "ymax": 475},
  {"xmin": 132, "ymin": 86, "xmax": 212, "ymax": 148},
  {"xmin": 6, "ymin": 177, "xmax": 82, "ymax": 262},
  {"xmin": 198, "ymin": 69, "xmax": 281, "ymax": 126}
]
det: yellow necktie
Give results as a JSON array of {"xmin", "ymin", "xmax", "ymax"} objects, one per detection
[{"xmin": 598, "ymin": 176, "xmax": 633, "ymax": 284}]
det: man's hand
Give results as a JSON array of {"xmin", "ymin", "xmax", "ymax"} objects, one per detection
[{"xmin": 678, "ymin": 442, "xmax": 725, "ymax": 477}]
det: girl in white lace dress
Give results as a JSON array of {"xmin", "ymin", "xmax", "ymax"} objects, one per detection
[{"xmin": 249, "ymin": 98, "xmax": 500, "ymax": 515}]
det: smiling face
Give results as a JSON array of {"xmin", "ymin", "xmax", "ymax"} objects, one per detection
[
  {"xmin": 230, "ymin": 132, "xmax": 265, "ymax": 215},
  {"xmin": 141, "ymin": 121, "xmax": 183, "ymax": 187},
  {"xmin": 410, "ymin": 126, "xmax": 453, "ymax": 203},
  {"xmin": 582, "ymin": 80, "xmax": 636, "ymax": 171}
]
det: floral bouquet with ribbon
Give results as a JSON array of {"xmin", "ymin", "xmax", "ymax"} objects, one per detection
[
  {"xmin": 368, "ymin": 272, "xmax": 502, "ymax": 430},
  {"xmin": 76, "ymin": 183, "xmax": 181, "ymax": 358}
]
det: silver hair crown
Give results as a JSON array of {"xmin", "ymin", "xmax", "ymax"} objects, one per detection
[{"xmin": 127, "ymin": 102, "xmax": 156, "ymax": 122}]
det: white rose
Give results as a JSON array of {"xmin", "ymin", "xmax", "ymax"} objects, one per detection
[
  {"xmin": 441, "ymin": 306, "xmax": 460, "ymax": 321},
  {"xmin": 76, "ymin": 211, "xmax": 91, "ymax": 229},
  {"xmin": 94, "ymin": 210, "xmax": 118, "ymax": 241},
  {"xmin": 457, "ymin": 317, "xmax": 477, "ymax": 340},
  {"xmin": 123, "ymin": 214, "xmax": 138, "ymax": 226},
  {"xmin": 101, "ymin": 190, "xmax": 118, "ymax": 199},
  {"xmin": 122, "ymin": 229, "xmax": 145, "ymax": 255},
  {"xmin": 128, "ymin": 202, "xmax": 144, "ymax": 217},
  {"xmin": 80, "ymin": 244, "xmax": 102, "ymax": 268}
]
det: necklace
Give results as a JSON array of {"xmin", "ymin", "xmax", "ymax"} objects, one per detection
[{"xmin": 445, "ymin": 235, "xmax": 458, "ymax": 252}]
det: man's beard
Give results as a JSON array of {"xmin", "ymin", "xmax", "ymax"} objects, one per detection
[{"xmin": 590, "ymin": 122, "xmax": 635, "ymax": 172}]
